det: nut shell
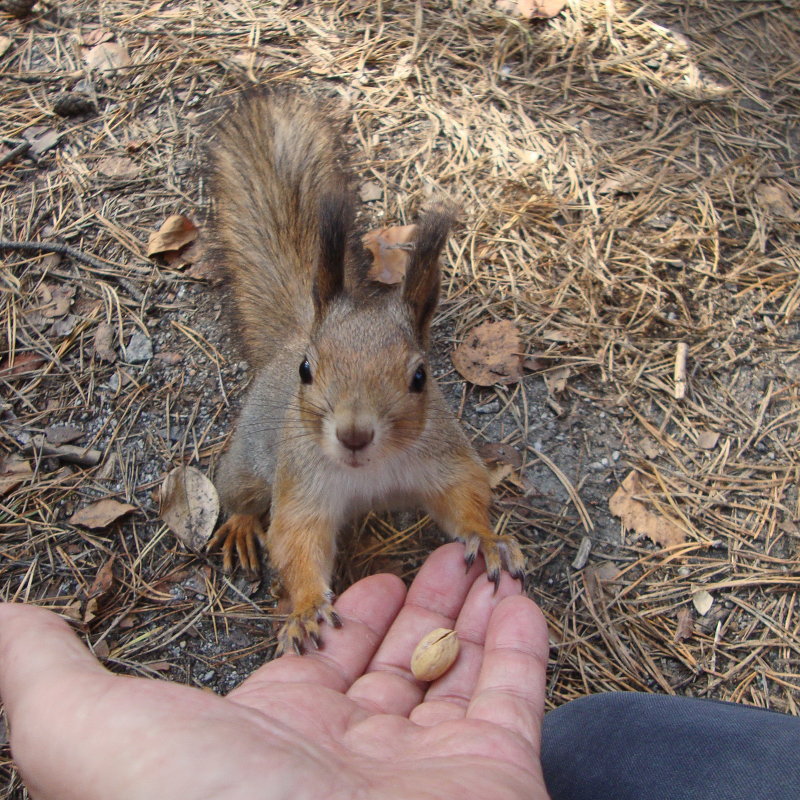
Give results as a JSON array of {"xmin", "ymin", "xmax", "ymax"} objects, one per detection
[{"xmin": 410, "ymin": 628, "xmax": 459, "ymax": 681}]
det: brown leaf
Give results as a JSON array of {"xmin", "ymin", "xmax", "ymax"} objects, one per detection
[
  {"xmin": 0, "ymin": 456, "xmax": 33, "ymax": 496},
  {"xmin": 674, "ymin": 607, "xmax": 694, "ymax": 643},
  {"xmin": 93, "ymin": 322, "xmax": 117, "ymax": 362},
  {"xmin": 0, "ymin": 351, "xmax": 47, "ymax": 377},
  {"xmin": 496, "ymin": 0, "xmax": 567, "ymax": 19},
  {"xmin": 609, "ymin": 471, "xmax": 686, "ymax": 548},
  {"xmin": 363, "ymin": 224, "xmax": 417, "ymax": 284},
  {"xmin": 755, "ymin": 182, "xmax": 796, "ymax": 218},
  {"xmin": 544, "ymin": 365, "xmax": 570, "ymax": 395},
  {"xmin": 97, "ymin": 156, "xmax": 140, "ymax": 179},
  {"xmin": 85, "ymin": 41, "xmax": 132, "ymax": 73},
  {"xmin": 159, "ymin": 466, "xmax": 220, "ymax": 552},
  {"xmin": 38, "ymin": 284, "xmax": 75, "ymax": 318},
  {"xmin": 155, "ymin": 351, "xmax": 183, "ymax": 365},
  {"xmin": 165, "ymin": 238, "xmax": 203, "ymax": 269},
  {"xmin": 359, "ymin": 181, "xmax": 383, "ymax": 202},
  {"xmin": 70, "ymin": 498, "xmax": 136, "ymax": 529},
  {"xmin": 147, "ymin": 214, "xmax": 198, "ymax": 260},
  {"xmin": 696, "ymin": 429, "xmax": 720, "ymax": 450},
  {"xmin": 82, "ymin": 28, "xmax": 114, "ymax": 46},
  {"xmin": 452, "ymin": 320, "xmax": 523, "ymax": 386},
  {"xmin": 478, "ymin": 442, "xmax": 523, "ymax": 469},
  {"xmin": 87, "ymin": 556, "xmax": 116, "ymax": 600}
]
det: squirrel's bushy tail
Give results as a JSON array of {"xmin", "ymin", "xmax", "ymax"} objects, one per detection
[{"xmin": 208, "ymin": 90, "xmax": 349, "ymax": 368}]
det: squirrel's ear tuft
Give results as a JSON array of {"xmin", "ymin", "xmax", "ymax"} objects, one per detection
[
  {"xmin": 313, "ymin": 187, "xmax": 352, "ymax": 317},
  {"xmin": 403, "ymin": 201, "xmax": 457, "ymax": 340}
]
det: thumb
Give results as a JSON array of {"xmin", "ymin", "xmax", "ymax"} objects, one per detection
[{"xmin": 0, "ymin": 603, "xmax": 106, "ymax": 717}]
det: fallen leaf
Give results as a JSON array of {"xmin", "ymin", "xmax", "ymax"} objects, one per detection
[
  {"xmin": 159, "ymin": 465, "xmax": 220, "ymax": 552},
  {"xmin": 363, "ymin": 224, "xmax": 417, "ymax": 284},
  {"xmin": 49, "ymin": 314, "xmax": 78, "ymax": 338},
  {"xmin": 85, "ymin": 41, "xmax": 132, "ymax": 73},
  {"xmin": 147, "ymin": 214, "xmax": 198, "ymax": 260},
  {"xmin": 155, "ymin": 351, "xmax": 182, "ymax": 365},
  {"xmin": 87, "ymin": 556, "xmax": 115, "ymax": 600},
  {"xmin": 38, "ymin": 284, "xmax": 75, "ymax": 318},
  {"xmin": 496, "ymin": 0, "xmax": 567, "ymax": 19},
  {"xmin": 45, "ymin": 424, "xmax": 83, "ymax": 445},
  {"xmin": 92, "ymin": 638, "xmax": 110, "ymax": 658},
  {"xmin": 696, "ymin": 429, "xmax": 720, "ymax": 450},
  {"xmin": 609, "ymin": 471, "xmax": 686, "ymax": 548},
  {"xmin": 0, "ymin": 36, "xmax": 13, "ymax": 58},
  {"xmin": 70, "ymin": 498, "xmax": 136, "ymax": 529},
  {"xmin": 97, "ymin": 155, "xmax": 140, "ymax": 179},
  {"xmin": 452, "ymin": 320, "xmax": 523, "ymax": 386},
  {"xmin": 0, "ymin": 351, "xmax": 46, "ymax": 377},
  {"xmin": 165, "ymin": 238, "xmax": 203, "ymax": 269},
  {"xmin": 22, "ymin": 126, "xmax": 60, "ymax": 157},
  {"xmin": 488, "ymin": 462, "xmax": 514, "ymax": 489},
  {"xmin": 674, "ymin": 607, "xmax": 694, "ymax": 642},
  {"xmin": 588, "ymin": 561, "xmax": 622, "ymax": 583},
  {"xmin": 359, "ymin": 181, "xmax": 383, "ymax": 202},
  {"xmin": 691, "ymin": 586, "xmax": 714, "ymax": 616},
  {"xmin": 82, "ymin": 28, "xmax": 114, "ymax": 46},
  {"xmin": 478, "ymin": 442, "xmax": 523, "ymax": 469},
  {"xmin": 522, "ymin": 354, "xmax": 548, "ymax": 372},
  {"xmin": 544, "ymin": 365, "xmax": 570, "ymax": 395},
  {"xmin": 93, "ymin": 322, "xmax": 117, "ymax": 362},
  {"xmin": 0, "ymin": 456, "xmax": 33, "ymax": 496},
  {"xmin": 755, "ymin": 182, "xmax": 796, "ymax": 218}
]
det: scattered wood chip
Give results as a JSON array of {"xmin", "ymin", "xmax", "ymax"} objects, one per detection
[
  {"xmin": 755, "ymin": 182, "xmax": 796, "ymax": 218},
  {"xmin": 147, "ymin": 214, "xmax": 198, "ymax": 260},
  {"xmin": 609, "ymin": 471, "xmax": 686, "ymax": 548},
  {"xmin": 0, "ymin": 36, "xmax": 13, "ymax": 58},
  {"xmin": 674, "ymin": 607, "xmax": 694, "ymax": 642},
  {"xmin": 696, "ymin": 429, "xmax": 720, "ymax": 450},
  {"xmin": 82, "ymin": 28, "xmax": 114, "ymax": 46},
  {"xmin": 22, "ymin": 126, "xmax": 60, "ymax": 157},
  {"xmin": 84, "ymin": 41, "xmax": 132, "ymax": 73},
  {"xmin": 38, "ymin": 284, "xmax": 75, "ymax": 318},
  {"xmin": 45, "ymin": 424, "xmax": 83, "ymax": 445},
  {"xmin": 691, "ymin": 586, "xmax": 714, "ymax": 616},
  {"xmin": 452, "ymin": 320, "xmax": 523, "ymax": 386},
  {"xmin": 0, "ymin": 456, "xmax": 33, "ymax": 496},
  {"xmin": 363, "ymin": 224, "xmax": 417, "ymax": 284},
  {"xmin": 359, "ymin": 181, "xmax": 383, "ymax": 202},
  {"xmin": 93, "ymin": 322, "xmax": 117, "ymax": 362},
  {"xmin": 673, "ymin": 342, "xmax": 688, "ymax": 400},
  {"xmin": 159, "ymin": 465, "xmax": 220, "ymax": 552},
  {"xmin": 70, "ymin": 498, "xmax": 136, "ymax": 529},
  {"xmin": 571, "ymin": 536, "xmax": 592, "ymax": 570}
]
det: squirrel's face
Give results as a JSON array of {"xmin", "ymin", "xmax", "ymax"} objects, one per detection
[{"xmin": 297, "ymin": 301, "xmax": 430, "ymax": 469}]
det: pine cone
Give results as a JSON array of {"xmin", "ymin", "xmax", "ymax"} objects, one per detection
[{"xmin": 1, "ymin": 0, "xmax": 37, "ymax": 18}]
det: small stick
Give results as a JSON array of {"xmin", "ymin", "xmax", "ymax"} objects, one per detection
[
  {"xmin": 674, "ymin": 342, "xmax": 688, "ymax": 400},
  {"xmin": 0, "ymin": 141, "xmax": 32, "ymax": 168}
]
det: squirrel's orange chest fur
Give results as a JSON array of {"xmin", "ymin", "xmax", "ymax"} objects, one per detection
[{"xmin": 207, "ymin": 90, "xmax": 525, "ymax": 654}]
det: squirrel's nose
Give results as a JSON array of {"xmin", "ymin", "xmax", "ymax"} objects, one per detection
[{"xmin": 336, "ymin": 426, "xmax": 374, "ymax": 452}]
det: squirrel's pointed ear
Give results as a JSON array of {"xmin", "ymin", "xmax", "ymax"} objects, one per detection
[
  {"xmin": 403, "ymin": 202, "xmax": 456, "ymax": 340},
  {"xmin": 313, "ymin": 189, "xmax": 352, "ymax": 317}
]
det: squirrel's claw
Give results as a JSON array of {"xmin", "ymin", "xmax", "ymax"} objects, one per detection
[
  {"xmin": 277, "ymin": 593, "xmax": 340, "ymax": 655},
  {"xmin": 463, "ymin": 532, "xmax": 527, "ymax": 592},
  {"xmin": 207, "ymin": 513, "xmax": 264, "ymax": 580}
]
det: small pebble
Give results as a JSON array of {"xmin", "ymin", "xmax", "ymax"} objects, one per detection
[{"xmin": 612, "ymin": 450, "xmax": 620, "ymax": 461}]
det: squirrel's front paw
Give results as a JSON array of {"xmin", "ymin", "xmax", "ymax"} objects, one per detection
[
  {"xmin": 207, "ymin": 513, "xmax": 265, "ymax": 579},
  {"xmin": 464, "ymin": 533, "xmax": 526, "ymax": 591},
  {"xmin": 278, "ymin": 592, "xmax": 342, "ymax": 655}
]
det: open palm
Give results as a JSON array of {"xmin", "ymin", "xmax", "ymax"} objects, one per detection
[{"xmin": 0, "ymin": 544, "xmax": 550, "ymax": 800}]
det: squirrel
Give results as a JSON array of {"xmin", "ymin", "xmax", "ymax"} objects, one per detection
[{"xmin": 205, "ymin": 89, "xmax": 525, "ymax": 654}]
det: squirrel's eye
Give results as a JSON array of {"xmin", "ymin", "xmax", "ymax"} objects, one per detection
[
  {"xmin": 299, "ymin": 359, "xmax": 313, "ymax": 384},
  {"xmin": 410, "ymin": 364, "xmax": 426, "ymax": 393}
]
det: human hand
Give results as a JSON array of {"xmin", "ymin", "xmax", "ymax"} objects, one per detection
[{"xmin": 0, "ymin": 543, "xmax": 550, "ymax": 800}]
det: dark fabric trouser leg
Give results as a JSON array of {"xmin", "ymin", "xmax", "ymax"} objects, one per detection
[{"xmin": 541, "ymin": 692, "xmax": 800, "ymax": 800}]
